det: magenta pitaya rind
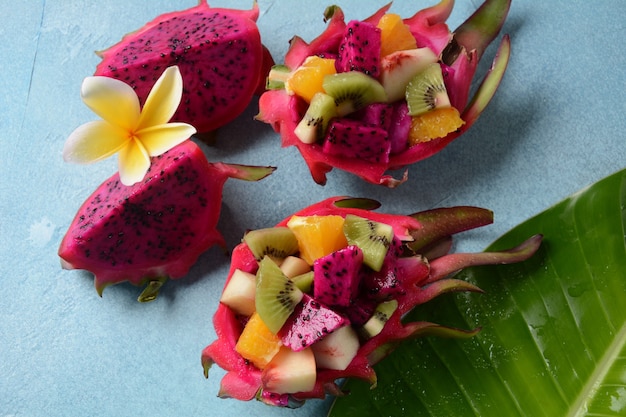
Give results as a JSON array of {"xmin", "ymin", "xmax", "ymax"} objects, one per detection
[
  {"xmin": 202, "ymin": 197, "xmax": 542, "ymax": 407},
  {"xmin": 59, "ymin": 141, "xmax": 274, "ymax": 301},
  {"xmin": 257, "ymin": 0, "xmax": 512, "ymax": 186},
  {"xmin": 94, "ymin": 1, "xmax": 273, "ymax": 134}
]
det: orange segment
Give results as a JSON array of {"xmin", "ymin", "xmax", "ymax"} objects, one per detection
[
  {"xmin": 285, "ymin": 56, "xmax": 337, "ymax": 103},
  {"xmin": 287, "ymin": 215, "xmax": 348, "ymax": 265},
  {"xmin": 377, "ymin": 13, "xmax": 418, "ymax": 57},
  {"xmin": 235, "ymin": 312, "xmax": 282, "ymax": 369},
  {"xmin": 408, "ymin": 107, "xmax": 465, "ymax": 146}
]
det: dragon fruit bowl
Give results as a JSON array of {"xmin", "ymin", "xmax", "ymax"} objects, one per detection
[
  {"xmin": 257, "ymin": 0, "xmax": 513, "ymax": 187},
  {"xmin": 201, "ymin": 196, "xmax": 541, "ymax": 407}
]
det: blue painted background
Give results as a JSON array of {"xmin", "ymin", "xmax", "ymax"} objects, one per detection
[{"xmin": 1, "ymin": 1, "xmax": 624, "ymax": 416}]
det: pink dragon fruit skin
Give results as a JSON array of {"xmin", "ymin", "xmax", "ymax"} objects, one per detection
[
  {"xmin": 58, "ymin": 140, "xmax": 274, "ymax": 301},
  {"xmin": 257, "ymin": 0, "xmax": 512, "ymax": 187},
  {"xmin": 201, "ymin": 196, "xmax": 542, "ymax": 406},
  {"xmin": 94, "ymin": 1, "xmax": 274, "ymax": 134}
]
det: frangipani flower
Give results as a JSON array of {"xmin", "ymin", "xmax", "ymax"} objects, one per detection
[{"xmin": 63, "ymin": 65, "xmax": 197, "ymax": 185}]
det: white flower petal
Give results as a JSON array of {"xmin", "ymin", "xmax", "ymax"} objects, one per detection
[
  {"xmin": 138, "ymin": 123, "xmax": 197, "ymax": 156},
  {"xmin": 81, "ymin": 76, "xmax": 141, "ymax": 130},
  {"xmin": 137, "ymin": 66, "xmax": 183, "ymax": 130},
  {"xmin": 63, "ymin": 120, "xmax": 129, "ymax": 164},
  {"xmin": 118, "ymin": 139, "xmax": 151, "ymax": 186}
]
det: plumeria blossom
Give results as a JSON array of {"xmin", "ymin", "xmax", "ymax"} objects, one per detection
[{"xmin": 63, "ymin": 66, "xmax": 197, "ymax": 185}]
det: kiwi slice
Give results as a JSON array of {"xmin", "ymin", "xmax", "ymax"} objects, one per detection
[
  {"xmin": 256, "ymin": 256, "xmax": 304, "ymax": 334},
  {"xmin": 360, "ymin": 299, "xmax": 398, "ymax": 339},
  {"xmin": 294, "ymin": 92, "xmax": 338, "ymax": 144},
  {"xmin": 291, "ymin": 270, "xmax": 314, "ymax": 293},
  {"xmin": 266, "ymin": 64, "xmax": 292, "ymax": 90},
  {"xmin": 322, "ymin": 72, "xmax": 388, "ymax": 116},
  {"xmin": 343, "ymin": 214, "xmax": 394, "ymax": 272},
  {"xmin": 405, "ymin": 63, "xmax": 451, "ymax": 116},
  {"xmin": 243, "ymin": 227, "xmax": 299, "ymax": 261}
]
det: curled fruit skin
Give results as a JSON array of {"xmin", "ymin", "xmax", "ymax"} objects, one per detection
[
  {"xmin": 257, "ymin": 0, "xmax": 512, "ymax": 187},
  {"xmin": 201, "ymin": 196, "xmax": 542, "ymax": 407}
]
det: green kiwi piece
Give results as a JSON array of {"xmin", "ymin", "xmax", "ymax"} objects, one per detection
[
  {"xmin": 243, "ymin": 227, "xmax": 299, "ymax": 261},
  {"xmin": 291, "ymin": 271, "xmax": 314, "ymax": 293},
  {"xmin": 266, "ymin": 64, "xmax": 292, "ymax": 90},
  {"xmin": 294, "ymin": 92, "xmax": 339, "ymax": 144},
  {"xmin": 343, "ymin": 214, "xmax": 394, "ymax": 272},
  {"xmin": 322, "ymin": 72, "xmax": 388, "ymax": 116},
  {"xmin": 405, "ymin": 62, "xmax": 451, "ymax": 116},
  {"xmin": 360, "ymin": 299, "xmax": 398, "ymax": 339},
  {"xmin": 256, "ymin": 256, "xmax": 304, "ymax": 334}
]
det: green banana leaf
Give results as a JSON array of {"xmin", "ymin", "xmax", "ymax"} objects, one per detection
[{"xmin": 329, "ymin": 169, "xmax": 626, "ymax": 417}]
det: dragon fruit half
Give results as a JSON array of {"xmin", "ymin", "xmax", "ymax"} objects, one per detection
[
  {"xmin": 257, "ymin": 0, "xmax": 512, "ymax": 186},
  {"xmin": 58, "ymin": 140, "xmax": 274, "ymax": 301},
  {"xmin": 95, "ymin": 1, "xmax": 274, "ymax": 134},
  {"xmin": 201, "ymin": 196, "xmax": 542, "ymax": 407}
]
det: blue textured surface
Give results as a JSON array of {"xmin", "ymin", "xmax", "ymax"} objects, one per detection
[{"xmin": 1, "ymin": 1, "xmax": 624, "ymax": 416}]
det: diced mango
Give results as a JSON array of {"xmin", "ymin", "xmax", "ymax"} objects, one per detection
[
  {"xmin": 286, "ymin": 215, "xmax": 348, "ymax": 265},
  {"xmin": 285, "ymin": 56, "xmax": 336, "ymax": 103},
  {"xmin": 377, "ymin": 13, "xmax": 418, "ymax": 57},
  {"xmin": 408, "ymin": 107, "xmax": 465, "ymax": 146},
  {"xmin": 235, "ymin": 312, "xmax": 282, "ymax": 369}
]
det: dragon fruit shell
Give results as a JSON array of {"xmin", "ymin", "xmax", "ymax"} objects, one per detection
[
  {"xmin": 257, "ymin": 0, "xmax": 512, "ymax": 186},
  {"xmin": 95, "ymin": 1, "xmax": 273, "ymax": 134},
  {"xmin": 201, "ymin": 197, "xmax": 542, "ymax": 406},
  {"xmin": 58, "ymin": 140, "xmax": 274, "ymax": 299}
]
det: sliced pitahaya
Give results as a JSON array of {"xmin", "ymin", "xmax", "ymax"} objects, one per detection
[
  {"xmin": 335, "ymin": 20, "xmax": 382, "ymax": 77},
  {"xmin": 201, "ymin": 196, "xmax": 542, "ymax": 407},
  {"xmin": 278, "ymin": 294, "xmax": 348, "ymax": 351},
  {"xmin": 313, "ymin": 245, "xmax": 363, "ymax": 307},
  {"xmin": 322, "ymin": 118, "xmax": 391, "ymax": 164},
  {"xmin": 94, "ymin": 1, "xmax": 273, "ymax": 134},
  {"xmin": 257, "ymin": 0, "xmax": 512, "ymax": 186},
  {"xmin": 58, "ymin": 140, "xmax": 274, "ymax": 301}
]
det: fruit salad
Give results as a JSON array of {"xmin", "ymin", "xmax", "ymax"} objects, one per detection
[
  {"xmin": 258, "ymin": 0, "xmax": 512, "ymax": 186},
  {"xmin": 202, "ymin": 197, "xmax": 542, "ymax": 407}
]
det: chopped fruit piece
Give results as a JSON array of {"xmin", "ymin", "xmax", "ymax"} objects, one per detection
[
  {"xmin": 322, "ymin": 72, "xmax": 387, "ymax": 116},
  {"xmin": 219, "ymin": 269, "xmax": 257, "ymax": 316},
  {"xmin": 335, "ymin": 20, "xmax": 382, "ymax": 77},
  {"xmin": 405, "ymin": 63, "xmax": 451, "ymax": 116},
  {"xmin": 311, "ymin": 325, "xmax": 360, "ymax": 371},
  {"xmin": 379, "ymin": 48, "xmax": 438, "ymax": 102},
  {"xmin": 279, "ymin": 294, "xmax": 347, "ymax": 351},
  {"xmin": 285, "ymin": 56, "xmax": 337, "ymax": 103},
  {"xmin": 287, "ymin": 215, "xmax": 348, "ymax": 265},
  {"xmin": 377, "ymin": 13, "xmax": 418, "ymax": 57},
  {"xmin": 256, "ymin": 257, "xmax": 304, "ymax": 334},
  {"xmin": 235, "ymin": 312, "xmax": 282, "ymax": 369},
  {"xmin": 280, "ymin": 255, "xmax": 311, "ymax": 279},
  {"xmin": 360, "ymin": 299, "xmax": 398, "ymax": 339},
  {"xmin": 408, "ymin": 106, "xmax": 465, "ymax": 145},
  {"xmin": 343, "ymin": 214, "xmax": 394, "ymax": 272},
  {"xmin": 243, "ymin": 227, "xmax": 299, "ymax": 262},
  {"xmin": 294, "ymin": 92, "xmax": 339, "ymax": 144},
  {"xmin": 261, "ymin": 346, "xmax": 317, "ymax": 394}
]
